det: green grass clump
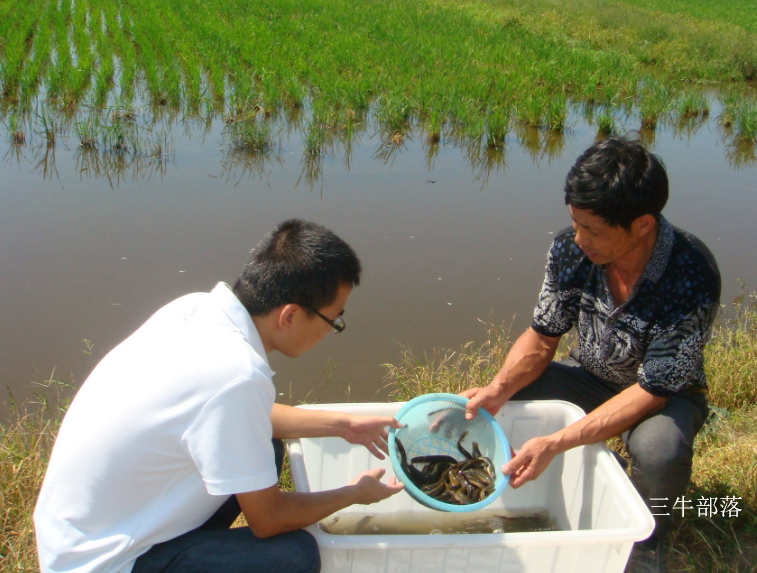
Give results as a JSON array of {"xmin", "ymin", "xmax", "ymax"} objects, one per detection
[
  {"xmin": 734, "ymin": 100, "xmax": 757, "ymax": 142},
  {"xmin": 595, "ymin": 110, "xmax": 616, "ymax": 137}
]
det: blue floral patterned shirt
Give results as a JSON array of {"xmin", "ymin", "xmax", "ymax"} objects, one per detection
[{"xmin": 531, "ymin": 216, "xmax": 721, "ymax": 397}]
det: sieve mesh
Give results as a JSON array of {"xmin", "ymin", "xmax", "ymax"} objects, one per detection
[{"xmin": 388, "ymin": 393, "xmax": 510, "ymax": 512}]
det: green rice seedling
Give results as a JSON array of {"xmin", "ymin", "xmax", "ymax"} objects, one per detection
[
  {"xmin": 33, "ymin": 108, "xmax": 58, "ymax": 146},
  {"xmin": 375, "ymin": 95, "xmax": 414, "ymax": 135},
  {"xmin": 595, "ymin": 109, "xmax": 615, "ymax": 137},
  {"xmin": 20, "ymin": 20, "xmax": 53, "ymax": 107},
  {"xmin": 516, "ymin": 92, "xmax": 547, "ymax": 128},
  {"xmin": 424, "ymin": 108, "xmax": 443, "ymax": 144},
  {"xmin": 100, "ymin": 118, "xmax": 131, "ymax": 153},
  {"xmin": 734, "ymin": 99, "xmax": 757, "ymax": 142},
  {"xmin": 673, "ymin": 91, "xmax": 710, "ymax": 120},
  {"xmin": 284, "ymin": 76, "xmax": 306, "ymax": 110},
  {"xmin": 302, "ymin": 120, "xmax": 327, "ymax": 157},
  {"xmin": 5, "ymin": 113, "xmax": 26, "ymax": 145},
  {"xmin": 221, "ymin": 118, "xmax": 272, "ymax": 153},
  {"xmin": 75, "ymin": 114, "xmax": 100, "ymax": 149},
  {"xmin": 637, "ymin": 81, "xmax": 671, "ymax": 129},
  {"xmin": 545, "ymin": 96, "xmax": 568, "ymax": 133},
  {"xmin": 93, "ymin": 53, "xmax": 115, "ymax": 108},
  {"xmin": 485, "ymin": 107, "xmax": 510, "ymax": 148},
  {"xmin": 718, "ymin": 91, "xmax": 741, "ymax": 128}
]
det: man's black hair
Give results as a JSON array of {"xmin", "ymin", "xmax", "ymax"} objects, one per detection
[
  {"xmin": 233, "ymin": 219, "xmax": 361, "ymax": 316},
  {"xmin": 564, "ymin": 136, "xmax": 668, "ymax": 229}
]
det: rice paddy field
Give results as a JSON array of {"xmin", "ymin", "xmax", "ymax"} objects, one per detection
[
  {"xmin": 2, "ymin": 2, "xmax": 757, "ymax": 572},
  {"xmin": 0, "ymin": 0, "xmax": 756, "ymax": 150}
]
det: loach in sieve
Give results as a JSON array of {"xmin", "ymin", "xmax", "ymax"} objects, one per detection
[{"xmin": 388, "ymin": 393, "xmax": 511, "ymax": 512}]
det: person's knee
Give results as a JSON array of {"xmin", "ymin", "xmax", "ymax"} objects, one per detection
[
  {"xmin": 288, "ymin": 529, "xmax": 321, "ymax": 573},
  {"xmin": 627, "ymin": 415, "xmax": 693, "ymax": 474}
]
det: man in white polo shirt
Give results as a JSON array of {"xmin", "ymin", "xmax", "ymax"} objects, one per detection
[{"xmin": 34, "ymin": 219, "xmax": 404, "ymax": 573}]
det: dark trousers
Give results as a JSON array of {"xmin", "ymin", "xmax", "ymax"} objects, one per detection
[
  {"xmin": 132, "ymin": 439, "xmax": 320, "ymax": 573},
  {"xmin": 512, "ymin": 358, "xmax": 709, "ymax": 540}
]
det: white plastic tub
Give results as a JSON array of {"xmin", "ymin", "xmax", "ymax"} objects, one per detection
[{"xmin": 288, "ymin": 400, "xmax": 654, "ymax": 573}]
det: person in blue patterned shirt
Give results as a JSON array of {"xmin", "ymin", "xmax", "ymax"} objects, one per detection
[{"xmin": 463, "ymin": 136, "xmax": 720, "ymax": 573}]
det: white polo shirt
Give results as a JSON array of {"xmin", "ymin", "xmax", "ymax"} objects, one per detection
[{"xmin": 34, "ymin": 283, "xmax": 278, "ymax": 573}]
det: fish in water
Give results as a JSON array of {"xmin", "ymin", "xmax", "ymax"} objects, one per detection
[{"xmin": 395, "ymin": 432, "xmax": 497, "ymax": 506}]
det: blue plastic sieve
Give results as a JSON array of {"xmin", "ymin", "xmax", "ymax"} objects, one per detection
[{"xmin": 388, "ymin": 393, "xmax": 511, "ymax": 512}]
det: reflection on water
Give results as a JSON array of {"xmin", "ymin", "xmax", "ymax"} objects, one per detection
[
  {"xmin": 724, "ymin": 136, "xmax": 757, "ymax": 168},
  {"xmin": 373, "ymin": 132, "xmax": 408, "ymax": 168},
  {"xmin": 215, "ymin": 147, "xmax": 284, "ymax": 188},
  {"xmin": 516, "ymin": 125, "xmax": 570, "ymax": 165},
  {"xmin": 75, "ymin": 148, "xmax": 175, "ymax": 188},
  {"xmin": 2, "ymin": 105, "xmax": 756, "ymax": 189},
  {"xmin": 1, "ymin": 101, "xmax": 756, "ymax": 418},
  {"xmin": 319, "ymin": 507, "xmax": 559, "ymax": 535}
]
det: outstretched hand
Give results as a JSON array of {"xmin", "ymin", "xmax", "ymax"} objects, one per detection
[
  {"xmin": 461, "ymin": 384, "xmax": 508, "ymax": 421},
  {"xmin": 341, "ymin": 415, "xmax": 402, "ymax": 460},
  {"xmin": 501, "ymin": 436, "xmax": 559, "ymax": 488},
  {"xmin": 349, "ymin": 468, "xmax": 404, "ymax": 504}
]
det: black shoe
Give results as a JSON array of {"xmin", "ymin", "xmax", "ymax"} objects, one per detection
[{"xmin": 625, "ymin": 537, "xmax": 664, "ymax": 573}]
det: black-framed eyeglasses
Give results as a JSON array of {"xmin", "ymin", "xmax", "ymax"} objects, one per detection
[{"xmin": 301, "ymin": 305, "xmax": 346, "ymax": 333}]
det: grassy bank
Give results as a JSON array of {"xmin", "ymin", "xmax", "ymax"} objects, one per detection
[
  {"xmin": 1, "ymin": 0, "xmax": 756, "ymax": 145},
  {"xmin": 386, "ymin": 296, "xmax": 757, "ymax": 572},
  {"xmin": 3, "ymin": 296, "xmax": 756, "ymax": 571}
]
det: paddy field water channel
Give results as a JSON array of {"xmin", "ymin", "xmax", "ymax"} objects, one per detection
[{"xmin": 1, "ymin": 108, "xmax": 756, "ymax": 417}]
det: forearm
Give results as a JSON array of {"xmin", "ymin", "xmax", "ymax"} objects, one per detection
[
  {"xmin": 491, "ymin": 327, "xmax": 560, "ymax": 400},
  {"xmin": 239, "ymin": 486, "xmax": 360, "ymax": 538},
  {"xmin": 271, "ymin": 403, "xmax": 347, "ymax": 439},
  {"xmin": 548, "ymin": 383, "xmax": 667, "ymax": 454}
]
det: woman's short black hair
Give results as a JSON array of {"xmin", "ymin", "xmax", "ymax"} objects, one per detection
[
  {"xmin": 232, "ymin": 219, "xmax": 361, "ymax": 316},
  {"xmin": 564, "ymin": 136, "xmax": 668, "ymax": 229}
]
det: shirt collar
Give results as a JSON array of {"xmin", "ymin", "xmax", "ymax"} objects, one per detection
[
  {"xmin": 640, "ymin": 215, "xmax": 674, "ymax": 284},
  {"xmin": 209, "ymin": 282, "xmax": 273, "ymax": 377}
]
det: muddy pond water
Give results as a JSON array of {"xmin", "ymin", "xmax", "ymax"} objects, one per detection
[{"xmin": 1, "ymin": 109, "xmax": 756, "ymax": 417}]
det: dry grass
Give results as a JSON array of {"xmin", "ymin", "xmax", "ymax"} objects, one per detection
[
  {"xmin": 385, "ymin": 295, "xmax": 757, "ymax": 572},
  {"xmin": 1, "ymin": 406, "xmax": 61, "ymax": 572},
  {"xmin": 2, "ymin": 297, "xmax": 755, "ymax": 572}
]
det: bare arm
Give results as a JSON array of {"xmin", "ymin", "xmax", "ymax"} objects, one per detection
[
  {"xmin": 271, "ymin": 404, "xmax": 401, "ymax": 459},
  {"xmin": 503, "ymin": 383, "xmax": 667, "ymax": 487},
  {"xmin": 237, "ymin": 468, "xmax": 403, "ymax": 538},
  {"xmin": 463, "ymin": 327, "xmax": 561, "ymax": 419}
]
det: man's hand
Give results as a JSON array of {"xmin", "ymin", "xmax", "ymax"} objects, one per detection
[
  {"xmin": 271, "ymin": 405, "xmax": 400, "ymax": 459},
  {"xmin": 340, "ymin": 415, "xmax": 402, "ymax": 460},
  {"xmin": 349, "ymin": 468, "xmax": 404, "ymax": 504},
  {"xmin": 461, "ymin": 384, "xmax": 508, "ymax": 420},
  {"xmin": 460, "ymin": 328, "xmax": 561, "ymax": 421},
  {"xmin": 502, "ymin": 436, "xmax": 560, "ymax": 488}
]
